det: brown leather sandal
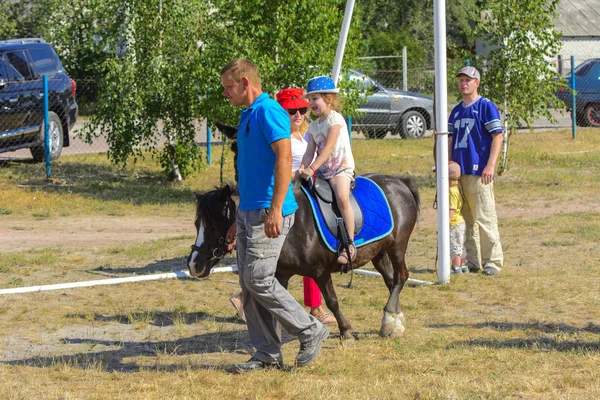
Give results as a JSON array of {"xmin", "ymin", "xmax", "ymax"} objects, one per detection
[{"xmin": 337, "ymin": 244, "xmax": 356, "ymax": 264}]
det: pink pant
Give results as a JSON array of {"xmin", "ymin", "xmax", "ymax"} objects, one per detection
[{"xmin": 303, "ymin": 277, "xmax": 322, "ymax": 308}]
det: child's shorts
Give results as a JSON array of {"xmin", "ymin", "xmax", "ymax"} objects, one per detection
[{"xmin": 450, "ymin": 221, "xmax": 466, "ymax": 259}]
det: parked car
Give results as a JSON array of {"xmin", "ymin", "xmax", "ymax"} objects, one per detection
[
  {"xmin": 348, "ymin": 69, "xmax": 434, "ymax": 139},
  {"xmin": 555, "ymin": 58, "xmax": 600, "ymax": 127},
  {"xmin": 0, "ymin": 38, "xmax": 78, "ymax": 161}
]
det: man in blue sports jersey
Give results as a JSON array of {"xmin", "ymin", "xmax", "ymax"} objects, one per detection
[
  {"xmin": 220, "ymin": 58, "xmax": 328, "ymax": 372},
  {"xmin": 448, "ymin": 66, "xmax": 504, "ymax": 276}
]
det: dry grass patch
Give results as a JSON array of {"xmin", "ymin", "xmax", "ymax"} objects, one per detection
[{"xmin": 1, "ymin": 129, "xmax": 600, "ymax": 398}]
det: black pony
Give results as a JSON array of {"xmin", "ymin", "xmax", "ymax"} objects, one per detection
[{"xmin": 187, "ymin": 124, "xmax": 420, "ymax": 339}]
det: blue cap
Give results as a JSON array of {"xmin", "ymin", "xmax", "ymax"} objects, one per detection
[{"xmin": 304, "ymin": 76, "xmax": 339, "ymax": 97}]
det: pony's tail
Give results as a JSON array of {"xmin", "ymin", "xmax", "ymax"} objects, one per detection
[{"xmin": 399, "ymin": 175, "xmax": 420, "ymax": 215}]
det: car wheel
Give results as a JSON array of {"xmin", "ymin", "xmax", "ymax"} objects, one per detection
[
  {"xmin": 400, "ymin": 111, "xmax": 426, "ymax": 139},
  {"xmin": 363, "ymin": 129, "xmax": 387, "ymax": 139},
  {"xmin": 31, "ymin": 112, "xmax": 64, "ymax": 162},
  {"xmin": 583, "ymin": 104, "xmax": 600, "ymax": 127}
]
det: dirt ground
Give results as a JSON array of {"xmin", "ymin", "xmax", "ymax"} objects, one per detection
[
  {"xmin": 3, "ymin": 196, "xmax": 596, "ymax": 254},
  {"xmin": 0, "ymin": 215, "xmax": 191, "ymax": 253}
]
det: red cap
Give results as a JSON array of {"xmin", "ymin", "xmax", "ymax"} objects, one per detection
[{"xmin": 276, "ymin": 87, "xmax": 309, "ymax": 109}]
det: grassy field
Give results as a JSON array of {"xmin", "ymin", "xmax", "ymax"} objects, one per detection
[{"xmin": 0, "ymin": 129, "xmax": 599, "ymax": 399}]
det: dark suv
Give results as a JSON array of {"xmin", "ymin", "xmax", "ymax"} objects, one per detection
[{"xmin": 0, "ymin": 38, "xmax": 78, "ymax": 161}]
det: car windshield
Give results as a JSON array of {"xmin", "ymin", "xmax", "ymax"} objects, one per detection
[
  {"xmin": 572, "ymin": 60, "xmax": 597, "ymax": 77},
  {"xmin": 349, "ymin": 70, "xmax": 381, "ymax": 92}
]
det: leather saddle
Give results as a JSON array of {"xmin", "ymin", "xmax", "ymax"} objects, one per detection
[{"xmin": 308, "ymin": 176, "xmax": 364, "ymax": 238}]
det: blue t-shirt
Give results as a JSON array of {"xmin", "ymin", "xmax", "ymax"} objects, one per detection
[
  {"xmin": 447, "ymin": 97, "xmax": 502, "ymax": 176},
  {"xmin": 237, "ymin": 93, "xmax": 298, "ymax": 216}
]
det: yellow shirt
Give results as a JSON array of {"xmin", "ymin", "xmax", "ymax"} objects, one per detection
[{"xmin": 449, "ymin": 184, "xmax": 464, "ymax": 227}]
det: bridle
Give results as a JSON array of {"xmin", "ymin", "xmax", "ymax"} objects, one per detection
[
  {"xmin": 190, "ymin": 195, "xmax": 237, "ymax": 262},
  {"xmin": 190, "ymin": 232, "xmax": 231, "ymax": 261}
]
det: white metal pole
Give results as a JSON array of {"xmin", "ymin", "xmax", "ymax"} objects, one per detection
[
  {"xmin": 0, "ymin": 266, "xmax": 236, "ymax": 295},
  {"xmin": 0, "ymin": 266, "xmax": 434, "ymax": 295},
  {"xmin": 434, "ymin": 0, "xmax": 450, "ymax": 284},
  {"xmin": 402, "ymin": 46, "xmax": 407, "ymax": 91},
  {"xmin": 331, "ymin": 0, "xmax": 356, "ymax": 83}
]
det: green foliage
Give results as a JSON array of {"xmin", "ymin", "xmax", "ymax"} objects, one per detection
[
  {"xmin": 475, "ymin": 0, "xmax": 563, "ymax": 130},
  {"xmin": 4, "ymin": 0, "xmax": 361, "ymax": 179},
  {"xmin": 357, "ymin": 0, "xmax": 480, "ymax": 69},
  {"xmin": 0, "ymin": 0, "xmax": 59, "ymax": 39},
  {"xmin": 0, "ymin": 2, "xmax": 16, "ymax": 39},
  {"xmin": 197, "ymin": 0, "xmax": 361, "ymax": 126},
  {"xmin": 80, "ymin": 0, "xmax": 208, "ymax": 179}
]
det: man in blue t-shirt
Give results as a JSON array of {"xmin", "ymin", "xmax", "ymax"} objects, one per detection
[
  {"xmin": 447, "ymin": 66, "xmax": 504, "ymax": 276},
  {"xmin": 220, "ymin": 59, "xmax": 328, "ymax": 373}
]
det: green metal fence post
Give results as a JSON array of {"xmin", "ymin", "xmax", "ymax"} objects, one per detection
[
  {"xmin": 206, "ymin": 121, "xmax": 211, "ymax": 165},
  {"xmin": 43, "ymin": 75, "xmax": 50, "ymax": 179},
  {"xmin": 571, "ymin": 56, "xmax": 576, "ymax": 140}
]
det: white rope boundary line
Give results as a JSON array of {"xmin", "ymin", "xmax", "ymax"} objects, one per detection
[{"xmin": 0, "ymin": 267, "xmax": 434, "ymax": 295}]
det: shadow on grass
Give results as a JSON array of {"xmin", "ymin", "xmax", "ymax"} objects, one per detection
[
  {"xmin": 431, "ymin": 321, "xmax": 600, "ymax": 352},
  {"xmin": 430, "ymin": 321, "xmax": 600, "ymax": 335},
  {"xmin": 1, "ymin": 160, "xmax": 200, "ymax": 206},
  {"xmin": 1, "ymin": 330, "xmax": 254, "ymax": 372},
  {"xmin": 0, "ymin": 327, "xmax": 316, "ymax": 373},
  {"xmin": 88, "ymin": 256, "xmax": 237, "ymax": 277},
  {"xmin": 454, "ymin": 336, "xmax": 600, "ymax": 352},
  {"xmin": 86, "ymin": 255, "xmax": 235, "ymax": 277},
  {"xmin": 1, "ymin": 328, "xmax": 359, "ymax": 373},
  {"xmin": 66, "ymin": 309, "xmax": 243, "ymax": 327}
]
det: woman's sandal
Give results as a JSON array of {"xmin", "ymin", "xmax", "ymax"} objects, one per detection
[
  {"xmin": 229, "ymin": 292, "xmax": 246, "ymax": 322},
  {"xmin": 313, "ymin": 312, "xmax": 337, "ymax": 324},
  {"xmin": 337, "ymin": 244, "xmax": 357, "ymax": 264}
]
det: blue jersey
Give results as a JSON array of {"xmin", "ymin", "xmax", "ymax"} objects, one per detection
[
  {"xmin": 447, "ymin": 97, "xmax": 502, "ymax": 176},
  {"xmin": 237, "ymin": 93, "xmax": 298, "ymax": 216}
]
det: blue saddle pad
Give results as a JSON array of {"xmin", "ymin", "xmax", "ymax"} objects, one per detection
[{"xmin": 300, "ymin": 176, "xmax": 393, "ymax": 252}]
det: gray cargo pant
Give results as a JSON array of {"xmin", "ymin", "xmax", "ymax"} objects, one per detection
[{"xmin": 236, "ymin": 208, "xmax": 321, "ymax": 364}]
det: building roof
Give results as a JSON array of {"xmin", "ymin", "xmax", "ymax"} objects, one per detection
[{"xmin": 555, "ymin": 0, "xmax": 600, "ymax": 37}]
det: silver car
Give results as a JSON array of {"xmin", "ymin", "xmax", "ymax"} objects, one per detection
[{"xmin": 348, "ymin": 69, "xmax": 433, "ymax": 139}]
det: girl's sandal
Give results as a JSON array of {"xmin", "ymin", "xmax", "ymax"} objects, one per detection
[{"xmin": 337, "ymin": 244, "xmax": 357, "ymax": 264}]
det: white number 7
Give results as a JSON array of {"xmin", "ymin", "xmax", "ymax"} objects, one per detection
[{"xmin": 454, "ymin": 118, "xmax": 475, "ymax": 149}]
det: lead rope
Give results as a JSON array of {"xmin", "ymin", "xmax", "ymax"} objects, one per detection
[{"xmin": 219, "ymin": 130, "xmax": 227, "ymax": 186}]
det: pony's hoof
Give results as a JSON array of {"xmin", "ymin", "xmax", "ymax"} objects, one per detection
[
  {"xmin": 397, "ymin": 312, "xmax": 406, "ymax": 324},
  {"xmin": 390, "ymin": 313, "xmax": 406, "ymax": 337},
  {"xmin": 379, "ymin": 311, "xmax": 396, "ymax": 337},
  {"xmin": 340, "ymin": 331, "xmax": 354, "ymax": 341}
]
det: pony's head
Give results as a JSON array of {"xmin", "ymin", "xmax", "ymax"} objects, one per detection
[{"xmin": 187, "ymin": 185, "xmax": 237, "ymax": 278}]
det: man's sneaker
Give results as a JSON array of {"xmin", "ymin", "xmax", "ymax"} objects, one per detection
[
  {"xmin": 226, "ymin": 356, "xmax": 283, "ymax": 374},
  {"xmin": 461, "ymin": 265, "xmax": 469, "ymax": 273},
  {"xmin": 451, "ymin": 266, "xmax": 462, "ymax": 274},
  {"xmin": 467, "ymin": 263, "xmax": 481, "ymax": 273},
  {"xmin": 295, "ymin": 325, "xmax": 329, "ymax": 367},
  {"xmin": 483, "ymin": 266, "xmax": 500, "ymax": 276}
]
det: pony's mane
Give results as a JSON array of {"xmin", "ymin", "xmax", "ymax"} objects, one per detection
[{"xmin": 195, "ymin": 185, "xmax": 238, "ymax": 229}]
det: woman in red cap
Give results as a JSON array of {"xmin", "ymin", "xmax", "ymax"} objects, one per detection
[{"xmin": 230, "ymin": 87, "xmax": 336, "ymax": 325}]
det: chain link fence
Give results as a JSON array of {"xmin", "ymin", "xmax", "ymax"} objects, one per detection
[
  {"xmin": 346, "ymin": 67, "xmax": 435, "ymax": 139},
  {"xmin": 1, "ymin": 58, "xmax": 596, "ymax": 181},
  {"xmin": 554, "ymin": 55, "xmax": 600, "ymax": 128},
  {"xmin": 0, "ymin": 78, "xmax": 213, "ymax": 180}
]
